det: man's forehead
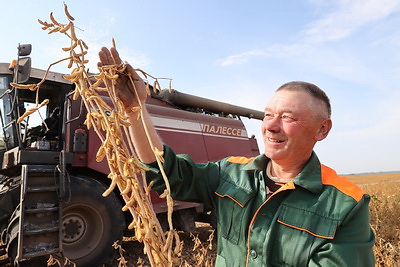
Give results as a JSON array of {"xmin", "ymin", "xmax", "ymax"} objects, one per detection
[
  {"xmin": 264, "ymin": 106, "xmax": 294, "ymax": 113},
  {"xmin": 266, "ymin": 90, "xmax": 312, "ymax": 109}
]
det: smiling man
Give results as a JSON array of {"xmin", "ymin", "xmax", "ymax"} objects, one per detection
[
  {"xmin": 262, "ymin": 82, "xmax": 333, "ymax": 182},
  {"xmin": 98, "ymin": 47, "xmax": 375, "ymax": 267}
]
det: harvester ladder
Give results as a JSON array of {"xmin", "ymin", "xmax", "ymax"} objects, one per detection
[{"xmin": 15, "ymin": 165, "xmax": 62, "ymax": 264}]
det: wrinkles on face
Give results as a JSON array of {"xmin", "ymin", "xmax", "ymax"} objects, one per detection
[{"xmin": 262, "ymin": 90, "xmax": 324, "ymax": 169}]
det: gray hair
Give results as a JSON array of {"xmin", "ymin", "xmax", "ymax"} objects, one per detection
[{"xmin": 276, "ymin": 81, "xmax": 331, "ymax": 118}]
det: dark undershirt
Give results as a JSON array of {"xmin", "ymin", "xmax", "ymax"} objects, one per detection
[{"xmin": 264, "ymin": 171, "xmax": 283, "ymax": 198}]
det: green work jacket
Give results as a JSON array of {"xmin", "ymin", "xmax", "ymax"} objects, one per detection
[{"xmin": 145, "ymin": 145, "xmax": 375, "ymax": 266}]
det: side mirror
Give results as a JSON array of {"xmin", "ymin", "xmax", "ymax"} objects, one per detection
[
  {"xmin": 16, "ymin": 57, "xmax": 31, "ymax": 83},
  {"xmin": 14, "ymin": 43, "xmax": 32, "ymax": 83},
  {"xmin": 18, "ymin": 44, "xmax": 32, "ymax": 57}
]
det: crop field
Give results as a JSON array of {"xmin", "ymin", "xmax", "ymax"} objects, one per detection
[{"xmin": 347, "ymin": 172, "xmax": 400, "ymax": 266}]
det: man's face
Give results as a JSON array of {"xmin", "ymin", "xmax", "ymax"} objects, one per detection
[{"xmin": 261, "ymin": 90, "xmax": 328, "ymax": 165}]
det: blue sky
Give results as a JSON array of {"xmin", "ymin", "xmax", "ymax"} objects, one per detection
[{"xmin": 1, "ymin": 0, "xmax": 399, "ymax": 174}]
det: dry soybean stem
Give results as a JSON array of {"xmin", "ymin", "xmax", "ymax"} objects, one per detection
[{"xmin": 11, "ymin": 4, "xmax": 183, "ymax": 266}]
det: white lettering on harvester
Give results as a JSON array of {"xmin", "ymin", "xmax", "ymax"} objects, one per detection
[{"xmin": 202, "ymin": 124, "xmax": 242, "ymax": 136}]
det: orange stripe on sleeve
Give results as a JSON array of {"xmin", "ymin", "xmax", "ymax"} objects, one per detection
[{"xmin": 321, "ymin": 164, "xmax": 366, "ymax": 202}]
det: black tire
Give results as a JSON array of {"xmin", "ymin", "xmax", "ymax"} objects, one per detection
[
  {"xmin": 173, "ymin": 208, "xmax": 196, "ymax": 232},
  {"xmin": 157, "ymin": 208, "xmax": 197, "ymax": 232},
  {"xmin": 62, "ymin": 176, "xmax": 125, "ymax": 266}
]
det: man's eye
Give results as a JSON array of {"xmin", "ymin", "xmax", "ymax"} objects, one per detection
[
  {"xmin": 264, "ymin": 113, "xmax": 274, "ymax": 119},
  {"xmin": 281, "ymin": 115, "xmax": 294, "ymax": 122}
]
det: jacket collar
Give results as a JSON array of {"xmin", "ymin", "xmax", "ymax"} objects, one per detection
[
  {"xmin": 293, "ymin": 152, "xmax": 323, "ymax": 194},
  {"xmin": 242, "ymin": 153, "xmax": 269, "ymax": 171},
  {"xmin": 242, "ymin": 151, "xmax": 323, "ymax": 195}
]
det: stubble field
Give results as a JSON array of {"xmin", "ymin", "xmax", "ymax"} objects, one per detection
[
  {"xmin": 111, "ymin": 172, "xmax": 400, "ymax": 266},
  {"xmin": 348, "ymin": 172, "xmax": 400, "ymax": 266}
]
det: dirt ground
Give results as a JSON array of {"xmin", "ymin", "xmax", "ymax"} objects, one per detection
[
  {"xmin": 109, "ymin": 222, "xmax": 217, "ymax": 267},
  {"xmin": 0, "ymin": 223, "xmax": 216, "ymax": 267}
]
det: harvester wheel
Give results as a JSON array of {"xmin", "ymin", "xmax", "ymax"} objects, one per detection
[{"xmin": 62, "ymin": 175, "xmax": 125, "ymax": 266}]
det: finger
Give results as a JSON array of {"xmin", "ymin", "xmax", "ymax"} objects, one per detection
[
  {"xmin": 98, "ymin": 49, "xmax": 108, "ymax": 65},
  {"xmin": 98, "ymin": 50, "xmax": 106, "ymax": 66},
  {"xmin": 110, "ymin": 47, "xmax": 143, "ymax": 81},
  {"xmin": 110, "ymin": 47, "xmax": 122, "ymax": 65},
  {"xmin": 99, "ymin": 47, "xmax": 113, "ymax": 65}
]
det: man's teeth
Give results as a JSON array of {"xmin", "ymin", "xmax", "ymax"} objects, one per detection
[{"xmin": 268, "ymin": 138, "xmax": 284, "ymax": 143}]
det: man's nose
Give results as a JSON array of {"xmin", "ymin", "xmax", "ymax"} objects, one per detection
[{"xmin": 263, "ymin": 115, "xmax": 281, "ymax": 133}]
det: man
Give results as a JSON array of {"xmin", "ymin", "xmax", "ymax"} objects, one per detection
[{"xmin": 98, "ymin": 47, "xmax": 375, "ymax": 266}]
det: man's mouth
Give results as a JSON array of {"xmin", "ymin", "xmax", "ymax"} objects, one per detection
[{"xmin": 268, "ymin": 138, "xmax": 284, "ymax": 143}]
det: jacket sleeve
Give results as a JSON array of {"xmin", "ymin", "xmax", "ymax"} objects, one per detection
[
  {"xmin": 309, "ymin": 194, "xmax": 375, "ymax": 267},
  {"xmin": 144, "ymin": 144, "xmax": 222, "ymax": 208}
]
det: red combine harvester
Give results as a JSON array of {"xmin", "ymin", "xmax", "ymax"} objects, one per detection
[{"xmin": 0, "ymin": 44, "xmax": 263, "ymax": 266}]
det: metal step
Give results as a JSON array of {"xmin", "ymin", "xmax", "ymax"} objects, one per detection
[
  {"xmin": 25, "ymin": 206, "xmax": 59, "ymax": 214},
  {"xmin": 14, "ymin": 164, "xmax": 62, "ymax": 262},
  {"xmin": 22, "ymin": 247, "xmax": 59, "ymax": 259},
  {"xmin": 23, "ymin": 225, "xmax": 59, "ymax": 235},
  {"xmin": 27, "ymin": 185, "xmax": 58, "ymax": 192}
]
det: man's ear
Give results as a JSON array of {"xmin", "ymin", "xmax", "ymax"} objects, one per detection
[{"xmin": 315, "ymin": 119, "xmax": 332, "ymax": 141}]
